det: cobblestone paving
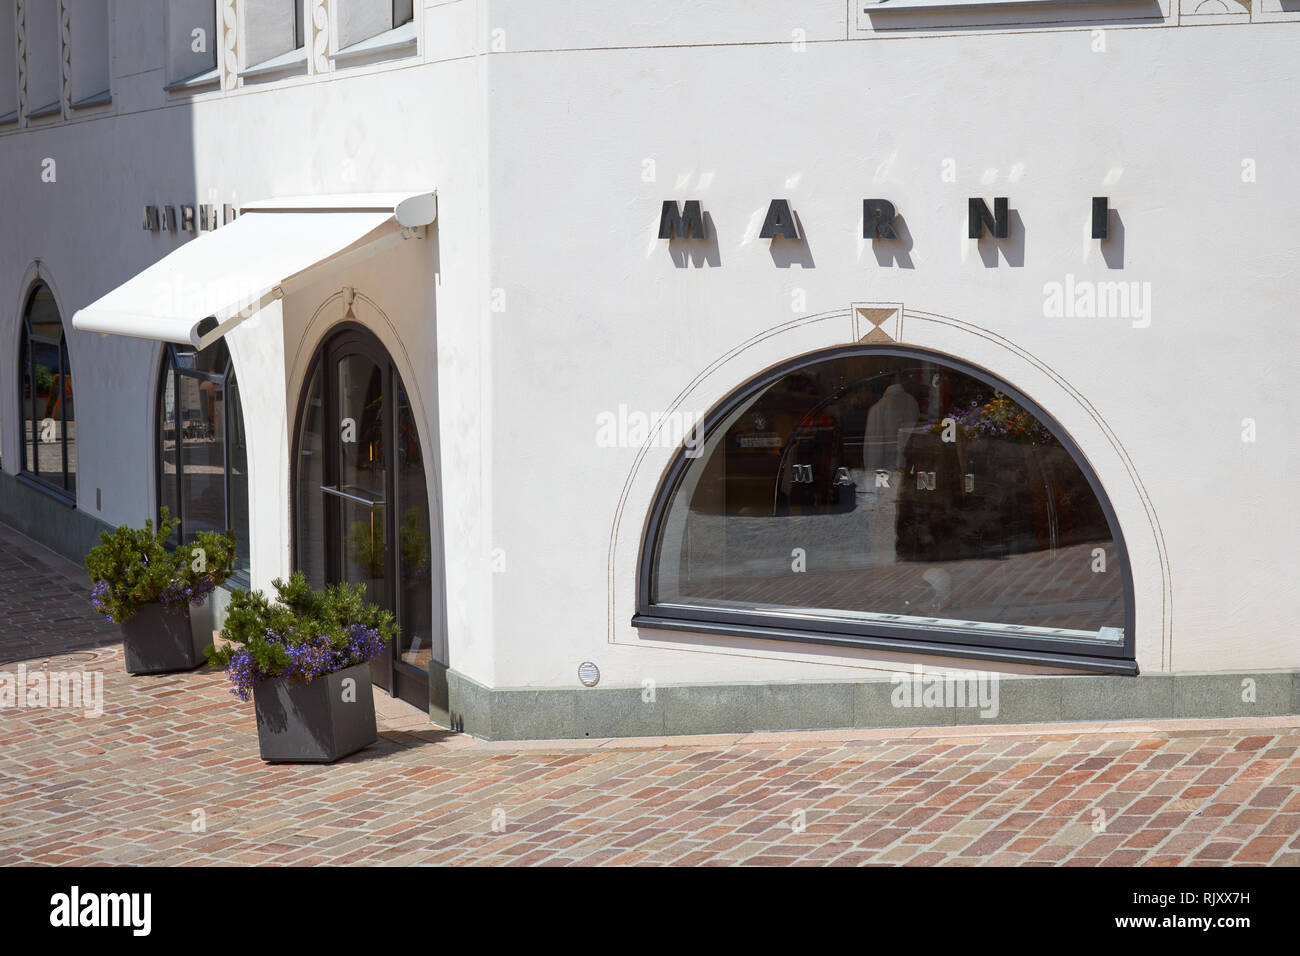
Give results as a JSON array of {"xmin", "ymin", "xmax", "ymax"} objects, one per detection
[{"xmin": 1, "ymin": 524, "xmax": 1298, "ymax": 866}]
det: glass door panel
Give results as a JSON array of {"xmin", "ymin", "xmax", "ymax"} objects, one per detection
[
  {"xmin": 395, "ymin": 381, "xmax": 434, "ymax": 672},
  {"xmin": 294, "ymin": 328, "xmax": 439, "ymax": 711},
  {"xmin": 295, "ymin": 365, "xmax": 327, "ymax": 588},
  {"xmin": 179, "ymin": 377, "xmax": 225, "ymax": 537},
  {"xmin": 330, "ymin": 352, "xmax": 390, "ymax": 687}
]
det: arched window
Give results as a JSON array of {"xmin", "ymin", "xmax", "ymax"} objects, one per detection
[
  {"xmin": 18, "ymin": 283, "xmax": 76, "ymax": 498},
  {"xmin": 636, "ymin": 346, "xmax": 1135, "ymax": 671},
  {"xmin": 156, "ymin": 339, "xmax": 250, "ymax": 583}
]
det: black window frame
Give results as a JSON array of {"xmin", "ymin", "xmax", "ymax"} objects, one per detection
[
  {"xmin": 154, "ymin": 340, "xmax": 251, "ymax": 590},
  {"xmin": 16, "ymin": 282, "xmax": 76, "ymax": 503},
  {"xmin": 633, "ymin": 344, "xmax": 1138, "ymax": 675}
]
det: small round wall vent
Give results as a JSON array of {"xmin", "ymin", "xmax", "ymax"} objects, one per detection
[{"xmin": 577, "ymin": 662, "xmax": 600, "ymax": 687}]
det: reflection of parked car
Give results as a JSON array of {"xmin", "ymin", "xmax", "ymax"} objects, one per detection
[
  {"xmin": 183, "ymin": 422, "xmax": 214, "ymax": 440},
  {"xmin": 181, "ymin": 410, "xmax": 214, "ymax": 441}
]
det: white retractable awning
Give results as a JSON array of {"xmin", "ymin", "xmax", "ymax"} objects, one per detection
[{"xmin": 72, "ymin": 191, "xmax": 436, "ymax": 349}]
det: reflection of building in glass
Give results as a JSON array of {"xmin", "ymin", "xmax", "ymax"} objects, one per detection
[
  {"xmin": 661, "ymin": 351, "xmax": 1125, "ymax": 643},
  {"xmin": 157, "ymin": 341, "xmax": 249, "ymax": 579}
]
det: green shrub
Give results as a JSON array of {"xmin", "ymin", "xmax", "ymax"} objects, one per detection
[
  {"xmin": 85, "ymin": 507, "xmax": 237, "ymax": 623},
  {"xmin": 206, "ymin": 572, "xmax": 396, "ymax": 700}
]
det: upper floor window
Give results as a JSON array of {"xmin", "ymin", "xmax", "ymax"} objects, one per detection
[
  {"xmin": 242, "ymin": 0, "xmax": 305, "ymax": 79},
  {"xmin": 637, "ymin": 346, "xmax": 1134, "ymax": 671},
  {"xmin": 24, "ymin": 0, "xmax": 60, "ymax": 119},
  {"xmin": 166, "ymin": 0, "xmax": 219, "ymax": 90},
  {"xmin": 333, "ymin": 0, "xmax": 415, "ymax": 61},
  {"xmin": 157, "ymin": 340, "xmax": 250, "ymax": 583},
  {"xmin": 67, "ymin": 0, "xmax": 111, "ymax": 109},
  {"xmin": 18, "ymin": 283, "xmax": 76, "ymax": 498},
  {"xmin": 856, "ymin": 0, "xmax": 1165, "ymax": 32}
]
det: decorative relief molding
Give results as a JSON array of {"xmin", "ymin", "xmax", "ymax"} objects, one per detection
[
  {"xmin": 221, "ymin": 0, "xmax": 239, "ymax": 89},
  {"xmin": 1253, "ymin": 0, "xmax": 1300, "ymax": 21},
  {"xmin": 311, "ymin": 0, "xmax": 330, "ymax": 73},
  {"xmin": 15, "ymin": 0, "xmax": 26, "ymax": 124},
  {"xmin": 59, "ymin": 0, "xmax": 70, "ymax": 117},
  {"xmin": 853, "ymin": 303, "xmax": 904, "ymax": 344},
  {"xmin": 1178, "ymin": 0, "xmax": 1250, "ymax": 20}
]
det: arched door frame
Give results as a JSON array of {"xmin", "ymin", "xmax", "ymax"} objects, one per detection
[{"xmin": 290, "ymin": 319, "xmax": 434, "ymax": 706}]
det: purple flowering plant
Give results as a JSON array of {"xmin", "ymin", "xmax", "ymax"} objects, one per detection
[
  {"xmin": 206, "ymin": 572, "xmax": 396, "ymax": 701},
  {"xmin": 85, "ymin": 507, "xmax": 237, "ymax": 624},
  {"xmin": 932, "ymin": 392, "xmax": 1055, "ymax": 446}
]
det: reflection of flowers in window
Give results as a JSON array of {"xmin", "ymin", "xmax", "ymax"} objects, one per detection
[{"xmin": 933, "ymin": 393, "xmax": 1055, "ymax": 445}]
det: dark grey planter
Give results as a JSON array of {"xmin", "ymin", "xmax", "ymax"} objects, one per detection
[
  {"xmin": 252, "ymin": 662, "xmax": 378, "ymax": 763},
  {"xmin": 120, "ymin": 602, "xmax": 206, "ymax": 674}
]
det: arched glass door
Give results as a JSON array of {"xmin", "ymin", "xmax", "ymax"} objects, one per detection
[{"xmin": 293, "ymin": 325, "xmax": 439, "ymax": 710}]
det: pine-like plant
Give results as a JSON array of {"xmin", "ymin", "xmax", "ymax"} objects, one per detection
[
  {"xmin": 85, "ymin": 508, "xmax": 237, "ymax": 624},
  {"xmin": 207, "ymin": 572, "xmax": 396, "ymax": 701}
]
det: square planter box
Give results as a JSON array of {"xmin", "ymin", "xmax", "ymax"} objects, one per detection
[
  {"xmin": 120, "ymin": 602, "xmax": 207, "ymax": 674},
  {"xmin": 252, "ymin": 663, "xmax": 378, "ymax": 763}
]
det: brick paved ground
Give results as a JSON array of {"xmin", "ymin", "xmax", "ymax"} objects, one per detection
[{"xmin": 1, "ymin": 522, "xmax": 1298, "ymax": 866}]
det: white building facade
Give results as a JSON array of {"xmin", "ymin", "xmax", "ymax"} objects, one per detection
[{"xmin": 1, "ymin": 0, "xmax": 1297, "ymax": 737}]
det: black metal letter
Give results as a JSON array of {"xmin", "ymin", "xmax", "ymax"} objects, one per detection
[
  {"xmin": 863, "ymin": 199, "xmax": 898, "ymax": 239},
  {"xmin": 658, "ymin": 200, "xmax": 706, "ymax": 240},
  {"xmin": 1092, "ymin": 197, "xmax": 1109, "ymax": 240},
  {"xmin": 968, "ymin": 197, "xmax": 1009, "ymax": 239},
  {"xmin": 142, "ymin": 205, "xmax": 159, "ymax": 231},
  {"xmin": 760, "ymin": 199, "xmax": 800, "ymax": 240}
]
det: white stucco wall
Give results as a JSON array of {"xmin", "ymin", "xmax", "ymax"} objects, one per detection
[
  {"xmin": 1, "ymin": 1, "xmax": 1296, "ymax": 694},
  {"xmin": 0, "ymin": 0, "xmax": 496, "ymax": 684},
  {"xmin": 479, "ymin": 6, "xmax": 1300, "ymax": 685}
]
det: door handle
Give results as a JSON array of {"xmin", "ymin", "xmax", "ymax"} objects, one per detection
[{"xmin": 319, "ymin": 484, "xmax": 385, "ymax": 507}]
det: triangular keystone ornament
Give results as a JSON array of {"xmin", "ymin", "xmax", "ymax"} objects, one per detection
[{"xmin": 856, "ymin": 307, "xmax": 897, "ymax": 328}]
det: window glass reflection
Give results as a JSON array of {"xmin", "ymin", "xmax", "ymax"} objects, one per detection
[
  {"xmin": 337, "ymin": 354, "xmax": 386, "ymax": 604},
  {"xmin": 294, "ymin": 364, "xmax": 326, "ymax": 588},
  {"xmin": 396, "ymin": 382, "xmax": 435, "ymax": 671},
  {"xmin": 228, "ymin": 375, "xmax": 250, "ymax": 573},
  {"xmin": 179, "ymin": 376, "xmax": 225, "ymax": 536},
  {"xmin": 18, "ymin": 284, "xmax": 75, "ymax": 494},
  {"xmin": 159, "ymin": 366, "xmax": 181, "ymax": 548},
  {"xmin": 156, "ymin": 340, "xmax": 250, "ymax": 580},
  {"xmin": 652, "ymin": 353, "xmax": 1125, "ymax": 642}
]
